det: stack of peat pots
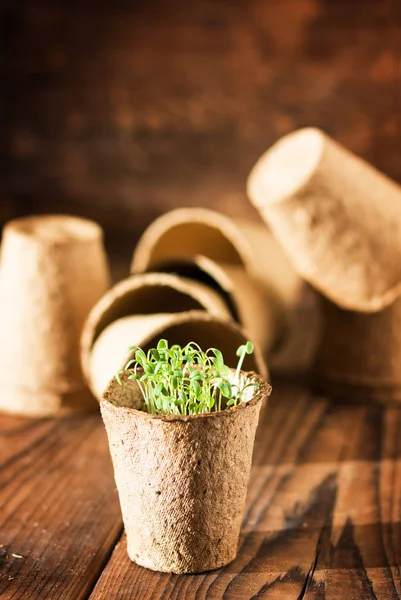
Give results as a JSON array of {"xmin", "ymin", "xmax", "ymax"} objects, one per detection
[
  {"xmin": 248, "ymin": 127, "xmax": 401, "ymax": 402},
  {"xmin": 82, "ymin": 207, "xmax": 303, "ymax": 400},
  {"xmin": 81, "ymin": 270, "xmax": 266, "ymax": 399}
]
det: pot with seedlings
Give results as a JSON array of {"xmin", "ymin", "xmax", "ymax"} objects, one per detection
[{"xmin": 101, "ymin": 339, "xmax": 271, "ymax": 574}]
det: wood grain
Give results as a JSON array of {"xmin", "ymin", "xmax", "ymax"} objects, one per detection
[
  {"xmin": 3, "ymin": 0, "xmax": 401, "ymax": 233},
  {"xmin": 88, "ymin": 385, "xmax": 401, "ymax": 599},
  {"xmin": 0, "ymin": 383, "xmax": 400, "ymax": 598},
  {"xmin": 0, "ymin": 411, "xmax": 123, "ymax": 599}
]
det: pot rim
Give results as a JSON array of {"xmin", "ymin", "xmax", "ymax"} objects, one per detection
[
  {"xmin": 101, "ymin": 369, "xmax": 271, "ymax": 423},
  {"xmin": 131, "ymin": 207, "xmax": 254, "ymax": 274}
]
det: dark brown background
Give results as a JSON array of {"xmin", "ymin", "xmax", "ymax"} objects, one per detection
[{"xmin": 2, "ymin": 0, "xmax": 401, "ymax": 242}]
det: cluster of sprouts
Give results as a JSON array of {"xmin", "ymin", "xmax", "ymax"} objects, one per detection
[{"xmin": 116, "ymin": 339, "xmax": 258, "ymax": 416}]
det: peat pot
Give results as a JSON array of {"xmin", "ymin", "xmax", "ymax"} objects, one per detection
[
  {"xmin": 101, "ymin": 371, "xmax": 271, "ymax": 574},
  {"xmin": 0, "ymin": 215, "xmax": 110, "ymax": 416}
]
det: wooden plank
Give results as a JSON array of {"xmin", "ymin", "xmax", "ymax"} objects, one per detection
[
  {"xmin": 89, "ymin": 386, "xmax": 401, "ymax": 599},
  {"xmin": 1, "ymin": 383, "xmax": 400, "ymax": 598},
  {"xmin": 0, "ymin": 412, "xmax": 123, "ymax": 599},
  {"xmin": 0, "ymin": 414, "xmax": 57, "ymax": 467},
  {"xmin": 304, "ymin": 407, "xmax": 401, "ymax": 600}
]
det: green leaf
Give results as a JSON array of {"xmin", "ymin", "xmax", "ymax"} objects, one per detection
[
  {"xmin": 127, "ymin": 345, "xmax": 141, "ymax": 352},
  {"xmin": 236, "ymin": 344, "xmax": 245, "ymax": 357},
  {"xmin": 207, "ymin": 396, "xmax": 215, "ymax": 409},
  {"xmin": 157, "ymin": 339, "xmax": 168, "ymax": 350},
  {"xmin": 189, "ymin": 370, "xmax": 203, "ymax": 381},
  {"xmin": 218, "ymin": 380, "xmax": 232, "ymax": 398},
  {"xmin": 192, "ymin": 380, "xmax": 201, "ymax": 397},
  {"xmin": 150, "ymin": 349, "xmax": 160, "ymax": 361},
  {"xmin": 135, "ymin": 349, "xmax": 147, "ymax": 364},
  {"xmin": 124, "ymin": 359, "xmax": 136, "ymax": 370},
  {"xmin": 154, "ymin": 382, "xmax": 163, "ymax": 396},
  {"xmin": 245, "ymin": 341, "xmax": 254, "ymax": 354},
  {"xmin": 220, "ymin": 364, "xmax": 230, "ymax": 377},
  {"xmin": 210, "ymin": 348, "xmax": 224, "ymax": 367}
]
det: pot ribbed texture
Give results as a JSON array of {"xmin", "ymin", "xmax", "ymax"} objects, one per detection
[{"xmin": 101, "ymin": 373, "xmax": 269, "ymax": 573}]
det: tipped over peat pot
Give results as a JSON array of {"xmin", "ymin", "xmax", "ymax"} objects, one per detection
[
  {"xmin": 100, "ymin": 372, "xmax": 271, "ymax": 574},
  {"xmin": 248, "ymin": 127, "xmax": 401, "ymax": 398},
  {"xmin": 131, "ymin": 207, "xmax": 301, "ymax": 309},
  {"xmin": 0, "ymin": 215, "xmax": 110, "ymax": 416},
  {"xmin": 247, "ymin": 127, "xmax": 401, "ymax": 313}
]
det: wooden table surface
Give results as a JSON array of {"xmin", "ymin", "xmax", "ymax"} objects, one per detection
[{"xmin": 0, "ymin": 379, "xmax": 400, "ymax": 600}]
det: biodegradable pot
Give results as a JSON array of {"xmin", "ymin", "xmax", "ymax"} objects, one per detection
[
  {"xmin": 131, "ymin": 207, "xmax": 301, "ymax": 309},
  {"xmin": 81, "ymin": 272, "xmax": 232, "ymax": 389},
  {"xmin": 313, "ymin": 295, "xmax": 401, "ymax": 402},
  {"xmin": 87, "ymin": 310, "xmax": 267, "ymax": 399},
  {"xmin": 101, "ymin": 371, "xmax": 271, "ymax": 573},
  {"xmin": 145, "ymin": 255, "xmax": 285, "ymax": 356},
  {"xmin": 0, "ymin": 215, "xmax": 110, "ymax": 416},
  {"xmin": 247, "ymin": 127, "xmax": 401, "ymax": 313}
]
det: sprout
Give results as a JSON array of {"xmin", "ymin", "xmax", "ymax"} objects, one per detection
[{"xmin": 116, "ymin": 340, "xmax": 259, "ymax": 416}]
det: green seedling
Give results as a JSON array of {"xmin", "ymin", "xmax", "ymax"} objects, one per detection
[{"xmin": 116, "ymin": 339, "xmax": 259, "ymax": 416}]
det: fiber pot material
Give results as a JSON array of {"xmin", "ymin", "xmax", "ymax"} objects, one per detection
[
  {"xmin": 131, "ymin": 207, "xmax": 301, "ymax": 309},
  {"xmin": 314, "ymin": 295, "xmax": 401, "ymax": 402},
  {"xmin": 86, "ymin": 310, "xmax": 267, "ymax": 400},
  {"xmin": 247, "ymin": 127, "xmax": 401, "ymax": 313},
  {"xmin": 0, "ymin": 215, "xmax": 110, "ymax": 416},
  {"xmin": 101, "ymin": 372, "xmax": 271, "ymax": 573}
]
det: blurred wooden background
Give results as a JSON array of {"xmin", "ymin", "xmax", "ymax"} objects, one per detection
[{"xmin": 2, "ymin": 0, "xmax": 401, "ymax": 238}]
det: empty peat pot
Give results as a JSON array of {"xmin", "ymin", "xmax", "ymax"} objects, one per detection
[
  {"xmin": 101, "ymin": 372, "xmax": 271, "ymax": 574},
  {"xmin": 0, "ymin": 215, "xmax": 110, "ymax": 416}
]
